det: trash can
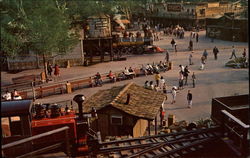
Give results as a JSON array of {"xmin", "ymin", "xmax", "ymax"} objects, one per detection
[
  {"xmin": 66, "ymin": 82, "xmax": 72, "ymax": 94},
  {"xmin": 168, "ymin": 114, "xmax": 175, "ymax": 127}
]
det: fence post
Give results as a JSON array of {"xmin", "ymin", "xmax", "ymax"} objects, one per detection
[
  {"xmin": 32, "ymin": 82, "xmax": 36, "ymax": 101},
  {"xmin": 65, "ymin": 129, "xmax": 71, "ymax": 157}
]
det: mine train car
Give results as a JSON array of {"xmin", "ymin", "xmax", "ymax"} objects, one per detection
[
  {"xmin": 1, "ymin": 100, "xmax": 99, "ymax": 157},
  {"xmin": 112, "ymin": 35, "xmax": 154, "ymax": 55}
]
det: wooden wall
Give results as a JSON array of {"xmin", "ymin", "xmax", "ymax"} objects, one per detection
[
  {"xmin": 133, "ymin": 119, "xmax": 148, "ymax": 138},
  {"xmin": 90, "ymin": 105, "xmax": 137, "ymax": 140}
]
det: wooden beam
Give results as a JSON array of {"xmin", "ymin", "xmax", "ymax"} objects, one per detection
[
  {"xmin": 148, "ymin": 120, "xmax": 151, "ymax": 136},
  {"xmin": 155, "ymin": 117, "xmax": 157, "ymax": 135},
  {"xmin": 2, "ymin": 126, "xmax": 69, "ymax": 149},
  {"xmin": 16, "ymin": 143, "xmax": 64, "ymax": 158}
]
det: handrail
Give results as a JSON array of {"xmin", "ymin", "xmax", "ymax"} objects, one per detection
[
  {"xmin": 2, "ymin": 126, "xmax": 69, "ymax": 149},
  {"xmin": 221, "ymin": 110, "xmax": 250, "ymax": 129}
]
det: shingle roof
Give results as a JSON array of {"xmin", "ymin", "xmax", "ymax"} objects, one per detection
[{"xmin": 83, "ymin": 82, "xmax": 167, "ymax": 120}]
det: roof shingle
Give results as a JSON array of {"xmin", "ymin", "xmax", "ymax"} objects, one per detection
[{"xmin": 83, "ymin": 82, "xmax": 167, "ymax": 120}]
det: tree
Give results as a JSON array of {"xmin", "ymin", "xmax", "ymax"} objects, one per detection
[
  {"xmin": 0, "ymin": 0, "xmax": 28, "ymax": 57},
  {"xmin": 1, "ymin": 0, "xmax": 78, "ymax": 74},
  {"xmin": 24, "ymin": 0, "xmax": 78, "ymax": 79}
]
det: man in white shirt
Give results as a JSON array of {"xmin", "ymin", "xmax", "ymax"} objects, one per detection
[
  {"xmin": 2, "ymin": 91, "xmax": 11, "ymax": 101},
  {"xmin": 179, "ymin": 65, "xmax": 184, "ymax": 72}
]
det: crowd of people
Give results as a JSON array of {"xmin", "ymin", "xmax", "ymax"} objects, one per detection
[{"xmin": 163, "ymin": 25, "xmax": 185, "ymax": 39}]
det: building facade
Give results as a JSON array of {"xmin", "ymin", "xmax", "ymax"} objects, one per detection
[{"xmin": 143, "ymin": 1, "xmax": 245, "ymax": 29}]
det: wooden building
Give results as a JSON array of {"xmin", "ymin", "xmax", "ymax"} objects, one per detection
[
  {"xmin": 83, "ymin": 14, "xmax": 113, "ymax": 65},
  {"xmin": 144, "ymin": 1, "xmax": 244, "ymax": 29},
  {"xmin": 206, "ymin": 12, "xmax": 248, "ymax": 42},
  {"xmin": 83, "ymin": 82, "xmax": 167, "ymax": 140}
]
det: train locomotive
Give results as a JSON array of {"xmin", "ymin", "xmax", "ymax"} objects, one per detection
[{"xmin": 1, "ymin": 97, "xmax": 99, "ymax": 157}]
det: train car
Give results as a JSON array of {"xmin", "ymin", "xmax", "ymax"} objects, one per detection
[{"xmin": 1, "ymin": 99, "xmax": 99, "ymax": 157}]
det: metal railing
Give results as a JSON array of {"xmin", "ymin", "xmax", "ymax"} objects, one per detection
[
  {"xmin": 221, "ymin": 110, "xmax": 250, "ymax": 156},
  {"xmin": 2, "ymin": 126, "xmax": 71, "ymax": 158}
]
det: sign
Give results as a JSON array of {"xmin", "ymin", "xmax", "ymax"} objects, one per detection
[{"xmin": 167, "ymin": 4, "xmax": 182, "ymax": 12}]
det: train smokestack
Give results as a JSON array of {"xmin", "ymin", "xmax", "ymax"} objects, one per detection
[{"xmin": 73, "ymin": 94, "xmax": 85, "ymax": 120}]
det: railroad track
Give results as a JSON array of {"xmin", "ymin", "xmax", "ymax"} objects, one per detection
[{"xmin": 92, "ymin": 126, "xmax": 221, "ymax": 158}]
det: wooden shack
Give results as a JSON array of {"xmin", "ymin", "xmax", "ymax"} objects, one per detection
[
  {"xmin": 83, "ymin": 82, "xmax": 167, "ymax": 140},
  {"xmin": 206, "ymin": 13, "xmax": 248, "ymax": 42}
]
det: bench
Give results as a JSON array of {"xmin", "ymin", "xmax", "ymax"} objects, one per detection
[
  {"xmin": 12, "ymin": 74, "xmax": 41, "ymax": 86},
  {"xmin": 19, "ymin": 91, "xmax": 28, "ymax": 99},
  {"xmin": 70, "ymin": 78, "xmax": 92, "ymax": 90},
  {"xmin": 35, "ymin": 84, "xmax": 64, "ymax": 98},
  {"xmin": 133, "ymin": 68, "xmax": 147, "ymax": 77}
]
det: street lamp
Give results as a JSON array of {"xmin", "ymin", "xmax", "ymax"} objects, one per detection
[{"xmin": 73, "ymin": 94, "xmax": 85, "ymax": 120}]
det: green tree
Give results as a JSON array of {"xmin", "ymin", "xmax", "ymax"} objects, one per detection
[
  {"xmin": 1, "ymin": 0, "xmax": 78, "ymax": 76},
  {"xmin": 25, "ymin": 0, "xmax": 78, "ymax": 78},
  {"xmin": 0, "ymin": 0, "xmax": 28, "ymax": 57}
]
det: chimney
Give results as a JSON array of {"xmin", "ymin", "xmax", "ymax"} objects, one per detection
[{"xmin": 125, "ymin": 93, "xmax": 130, "ymax": 105}]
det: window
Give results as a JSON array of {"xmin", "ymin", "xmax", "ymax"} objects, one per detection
[
  {"xmin": 2, "ymin": 116, "xmax": 22, "ymax": 137},
  {"xmin": 111, "ymin": 115, "xmax": 123, "ymax": 125},
  {"xmin": 2, "ymin": 117, "xmax": 11, "ymax": 137}
]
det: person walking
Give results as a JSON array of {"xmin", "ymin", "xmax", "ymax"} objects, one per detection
[
  {"xmin": 155, "ymin": 72, "xmax": 161, "ymax": 87},
  {"xmin": 189, "ymin": 52, "xmax": 193, "ymax": 65},
  {"xmin": 183, "ymin": 66, "xmax": 190, "ymax": 86},
  {"xmin": 189, "ymin": 40, "xmax": 193, "ymax": 51},
  {"xmin": 178, "ymin": 70, "xmax": 184, "ymax": 90},
  {"xmin": 171, "ymin": 86, "xmax": 177, "ymax": 104},
  {"xmin": 192, "ymin": 72, "xmax": 196, "ymax": 88},
  {"xmin": 162, "ymin": 83, "xmax": 167, "ymax": 94},
  {"xmin": 187, "ymin": 90, "xmax": 193, "ymax": 108},
  {"xmin": 165, "ymin": 50, "xmax": 169, "ymax": 63},
  {"xmin": 54, "ymin": 64, "xmax": 60, "ymax": 81},
  {"xmin": 171, "ymin": 39, "xmax": 175, "ymax": 48},
  {"xmin": 200, "ymin": 56, "xmax": 206, "ymax": 70},
  {"xmin": 179, "ymin": 65, "xmax": 184, "ymax": 72},
  {"xmin": 159, "ymin": 76, "xmax": 165, "ymax": 89},
  {"xmin": 213, "ymin": 46, "xmax": 219, "ymax": 60},
  {"xmin": 47, "ymin": 63, "xmax": 53, "ymax": 76},
  {"xmin": 229, "ymin": 45, "xmax": 237, "ymax": 59},
  {"xmin": 196, "ymin": 33, "xmax": 199, "ymax": 42},
  {"xmin": 202, "ymin": 49, "xmax": 208, "ymax": 60},
  {"xmin": 174, "ymin": 43, "xmax": 177, "ymax": 53}
]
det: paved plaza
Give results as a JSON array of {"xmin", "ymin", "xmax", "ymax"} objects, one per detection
[{"xmin": 1, "ymin": 30, "xmax": 248, "ymax": 123}]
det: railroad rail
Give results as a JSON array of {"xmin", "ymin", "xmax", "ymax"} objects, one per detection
[{"xmin": 91, "ymin": 126, "xmax": 221, "ymax": 158}]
